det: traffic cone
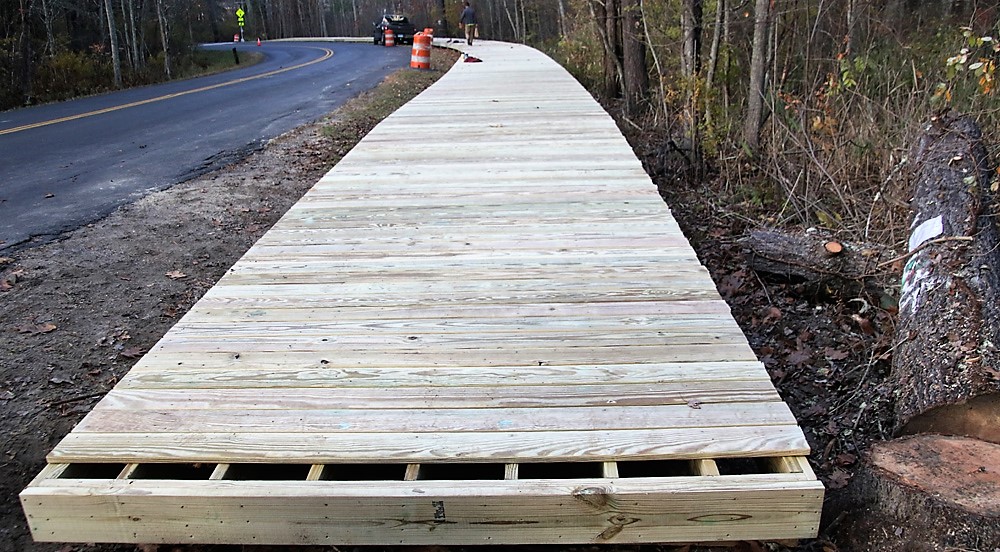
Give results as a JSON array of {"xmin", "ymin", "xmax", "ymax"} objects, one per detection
[{"xmin": 257, "ymin": 37, "xmax": 262, "ymax": 46}]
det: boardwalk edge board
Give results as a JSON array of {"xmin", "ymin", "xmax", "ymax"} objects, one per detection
[
  {"xmin": 24, "ymin": 458, "xmax": 822, "ymax": 544},
  {"xmin": 22, "ymin": 39, "xmax": 824, "ymax": 545}
]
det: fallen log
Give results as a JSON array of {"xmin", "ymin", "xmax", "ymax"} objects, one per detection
[
  {"xmin": 893, "ymin": 113, "xmax": 1000, "ymax": 442},
  {"xmin": 742, "ymin": 228, "xmax": 882, "ymax": 298}
]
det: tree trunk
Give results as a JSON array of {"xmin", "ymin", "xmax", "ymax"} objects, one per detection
[
  {"xmin": 129, "ymin": 0, "xmax": 142, "ymax": 69},
  {"xmin": 319, "ymin": 0, "xmax": 328, "ymax": 37},
  {"xmin": 435, "ymin": 0, "xmax": 447, "ymax": 36},
  {"xmin": 155, "ymin": 0, "xmax": 171, "ymax": 79},
  {"xmin": 893, "ymin": 113, "xmax": 1000, "ymax": 443},
  {"xmin": 519, "ymin": 0, "xmax": 527, "ymax": 42},
  {"xmin": 705, "ymin": 0, "xmax": 723, "ymax": 90},
  {"xmin": 120, "ymin": 0, "xmax": 133, "ymax": 68},
  {"xmin": 18, "ymin": 0, "xmax": 35, "ymax": 105},
  {"xmin": 680, "ymin": 0, "xmax": 702, "ymax": 151},
  {"xmin": 620, "ymin": 0, "xmax": 647, "ymax": 116},
  {"xmin": 845, "ymin": 0, "xmax": 856, "ymax": 54},
  {"xmin": 503, "ymin": 0, "xmax": 518, "ymax": 40},
  {"xmin": 205, "ymin": 0, "xmax": 221, "ymax": 42},
  {"xmin": 557, "ymin": 0, "xmax": 567, "ymax": 37},
  {"xmin": 639, "ymin": 0, "xmax": 666, "ymax": 123},
  {"xmin": 41, "ymin": 0, "xmax": 56, "ymax": 56},
  {"xmin": 743, "ymin": 0, "xmax": 771, "ymax": 155},
  {"xmin": 104, "ymin": 0, "xmax": 123, "ymax": 88},
  {"xmin": 604, "ymin": 0, "xmax": 623, "ymax": 98}
]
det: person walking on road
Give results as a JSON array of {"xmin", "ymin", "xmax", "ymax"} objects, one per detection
[{"xmin": 460, "ymin": 1, "xmax": 478, "ymax": 46}]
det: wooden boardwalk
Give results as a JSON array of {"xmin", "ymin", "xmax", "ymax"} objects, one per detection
[{"xmin": 22, "ymin": 41, "xmax": 823, "ymax": 545}]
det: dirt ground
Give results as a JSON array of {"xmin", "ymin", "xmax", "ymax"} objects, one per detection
[{"xmin": 1, "ymin": 52, "xmax": 914, "ymax": 552}]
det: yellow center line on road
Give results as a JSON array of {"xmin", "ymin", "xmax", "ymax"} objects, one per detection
[{"xmin": 0, "ymin": 47, "xmax": 334, "ymax": 136}]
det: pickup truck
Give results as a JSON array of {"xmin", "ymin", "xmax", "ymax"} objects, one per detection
[{"xmin": 373, "ymin": 15, "xmax": 417, "ymax": 45}]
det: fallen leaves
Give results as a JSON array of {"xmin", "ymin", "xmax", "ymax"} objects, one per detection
[
  {"xmin": 15, "ymin": 322, "xmax": 57, "ymax": 335},
  {"xmin": 824, "ymin": 347, "xmax": 850, "ymax": 361},
  {"xmin": 828, "ymin": 468, "xmax": 852, "ymax": 489},
  {"xmin": 717, "ymin": 269, "xmax": 747, "ymax": 299},
  {"xmin": 787, "ymin": 348, "xmax": 813, "ymax": 367},
  {"xmin": 165, "ymin": 270, "xmax": 187, "ymax": 280},
  {"xmin": 119, "ymin": 346, "xmax": 146, "ymax": 359},
  {"xmin": 1, "ymin": 267, "xmax": 25, "ymax": 291}
]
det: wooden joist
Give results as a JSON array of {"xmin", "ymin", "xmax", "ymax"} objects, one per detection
[{"xmin": 21, "ymin": 39, "xmax": 823, "ymax": 545}]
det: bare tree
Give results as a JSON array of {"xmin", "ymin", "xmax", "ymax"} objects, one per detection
[
  {"xmin": 557, "ymin": 0, "xmax": 566, "ymax": 36},
  {"xmin": 155, "ymin": 0, "xmax": 172, "ymax": 79},
  {"xmin": 621, "ymin": 0, "xmax": 647, "ymax": 116},
  {"xmin": 40, "ymin": 0, "xmax": 56, "ymax": 56},
  {"xmin": 588, "ymin": 0, "xmax": 622, "ymax": 99},
  {"xmin": 743, "ymin": 0, "xmax": 771, "ymax": 155},
  {"xmin": 680, "ymin": 0, "xmax": 702, "ymax": 149},
  {"xmin": 104, "ymin": 0, "xmax": 123, "ymax": 87},
  {"xmin": 705, "ymin": 0, "xmax": 724, "ymax": 90},
  {"xmin": 17, "ymin": 0, "xmax": 35, "ymax": 104}
]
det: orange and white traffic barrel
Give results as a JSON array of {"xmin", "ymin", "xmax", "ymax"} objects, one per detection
[
  {"xmin": 384, "ymin": 29, "xmax": 395, "ymax": 47},
  {"xmin": 410, "ymin": 32, "xmax": 431, "ymax": 69}
]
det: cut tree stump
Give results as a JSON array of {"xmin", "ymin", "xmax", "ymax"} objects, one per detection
[
  {"xmin": 841, "ymin": 434, "xmax": 1000, "ymax": 552},
  {"xmin": 893, "ymin": 113, "xmax": 1000, "ymax": 442}
]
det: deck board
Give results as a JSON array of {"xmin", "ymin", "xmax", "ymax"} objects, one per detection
[{"xmin": 22, "ymin": 39, "xmax": 823, "ymax": 545}]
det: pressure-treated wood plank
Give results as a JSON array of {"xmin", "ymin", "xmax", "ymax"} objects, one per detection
[
  {"xmin": 22, "ymin": 477, "xmax": 822, "ymax": 544},
  {"xmin": 183, "ymin": 298, "xmax": 735, "ymax": 320},
  {"xmin": 48, "ymin": 426, "xmax": 810, "ymax": 464},
  {"xmin": 117, "ymin": 361, "xmax": 773, "ymax": 389},
  {"xmin": 75, "ymin": 403, "xmax": 797, "ymax": 434}
]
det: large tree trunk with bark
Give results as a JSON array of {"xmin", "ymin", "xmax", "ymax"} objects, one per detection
[
  {"xmin": 620, "ymin": 0, "xmax": 647, "ymax": 116},
  {"xmin": 743, "ymin": 0, "xmax": 770, "ymax": 155},
  {"xmin": 893, "ymin": 113, "xmax": 1000, "ymax": 443},
  {"xmin": 680, "ymin": 0, "xmax": 702, "ymax": 152},
  {"xmin": 588, "ymin": 0, "xmax": 623, "ymax": 99}
]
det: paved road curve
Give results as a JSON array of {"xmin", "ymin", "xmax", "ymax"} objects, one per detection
[{"xmin": 0, "ymin": 41, "xmax": 411, "ymax": 251}]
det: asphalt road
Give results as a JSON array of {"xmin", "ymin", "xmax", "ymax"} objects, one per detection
[{"xmin": 0, "ymin": 41, "xmax": 412, "ymax": 251}]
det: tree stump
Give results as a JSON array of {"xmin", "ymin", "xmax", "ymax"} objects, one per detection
[
  {"xmin": 893, "ymin": 113, "xmax": 1000, "ymax": 442},
  {"xmin": 839, "ymin": 434, "xmax": 1000, "ymax": 552}
]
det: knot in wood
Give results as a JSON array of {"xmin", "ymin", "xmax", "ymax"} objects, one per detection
[{"xmin": 572, "ymin": 485, "xmax": 611, "ymax": 509}]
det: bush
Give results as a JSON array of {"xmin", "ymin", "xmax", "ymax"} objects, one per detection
[{"xmin": 33, "ymin": 50, "xmax": 113, "ymax": 105}]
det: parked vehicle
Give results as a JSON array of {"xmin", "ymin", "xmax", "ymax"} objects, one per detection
[{"xmin": 373, "ymin": 14, "xmax": 417, "ymax": 45}]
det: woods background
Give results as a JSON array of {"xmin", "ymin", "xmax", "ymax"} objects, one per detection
[{"xmin": 2, "ymin": 0, "xmax": 999, "ymax": 243}]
